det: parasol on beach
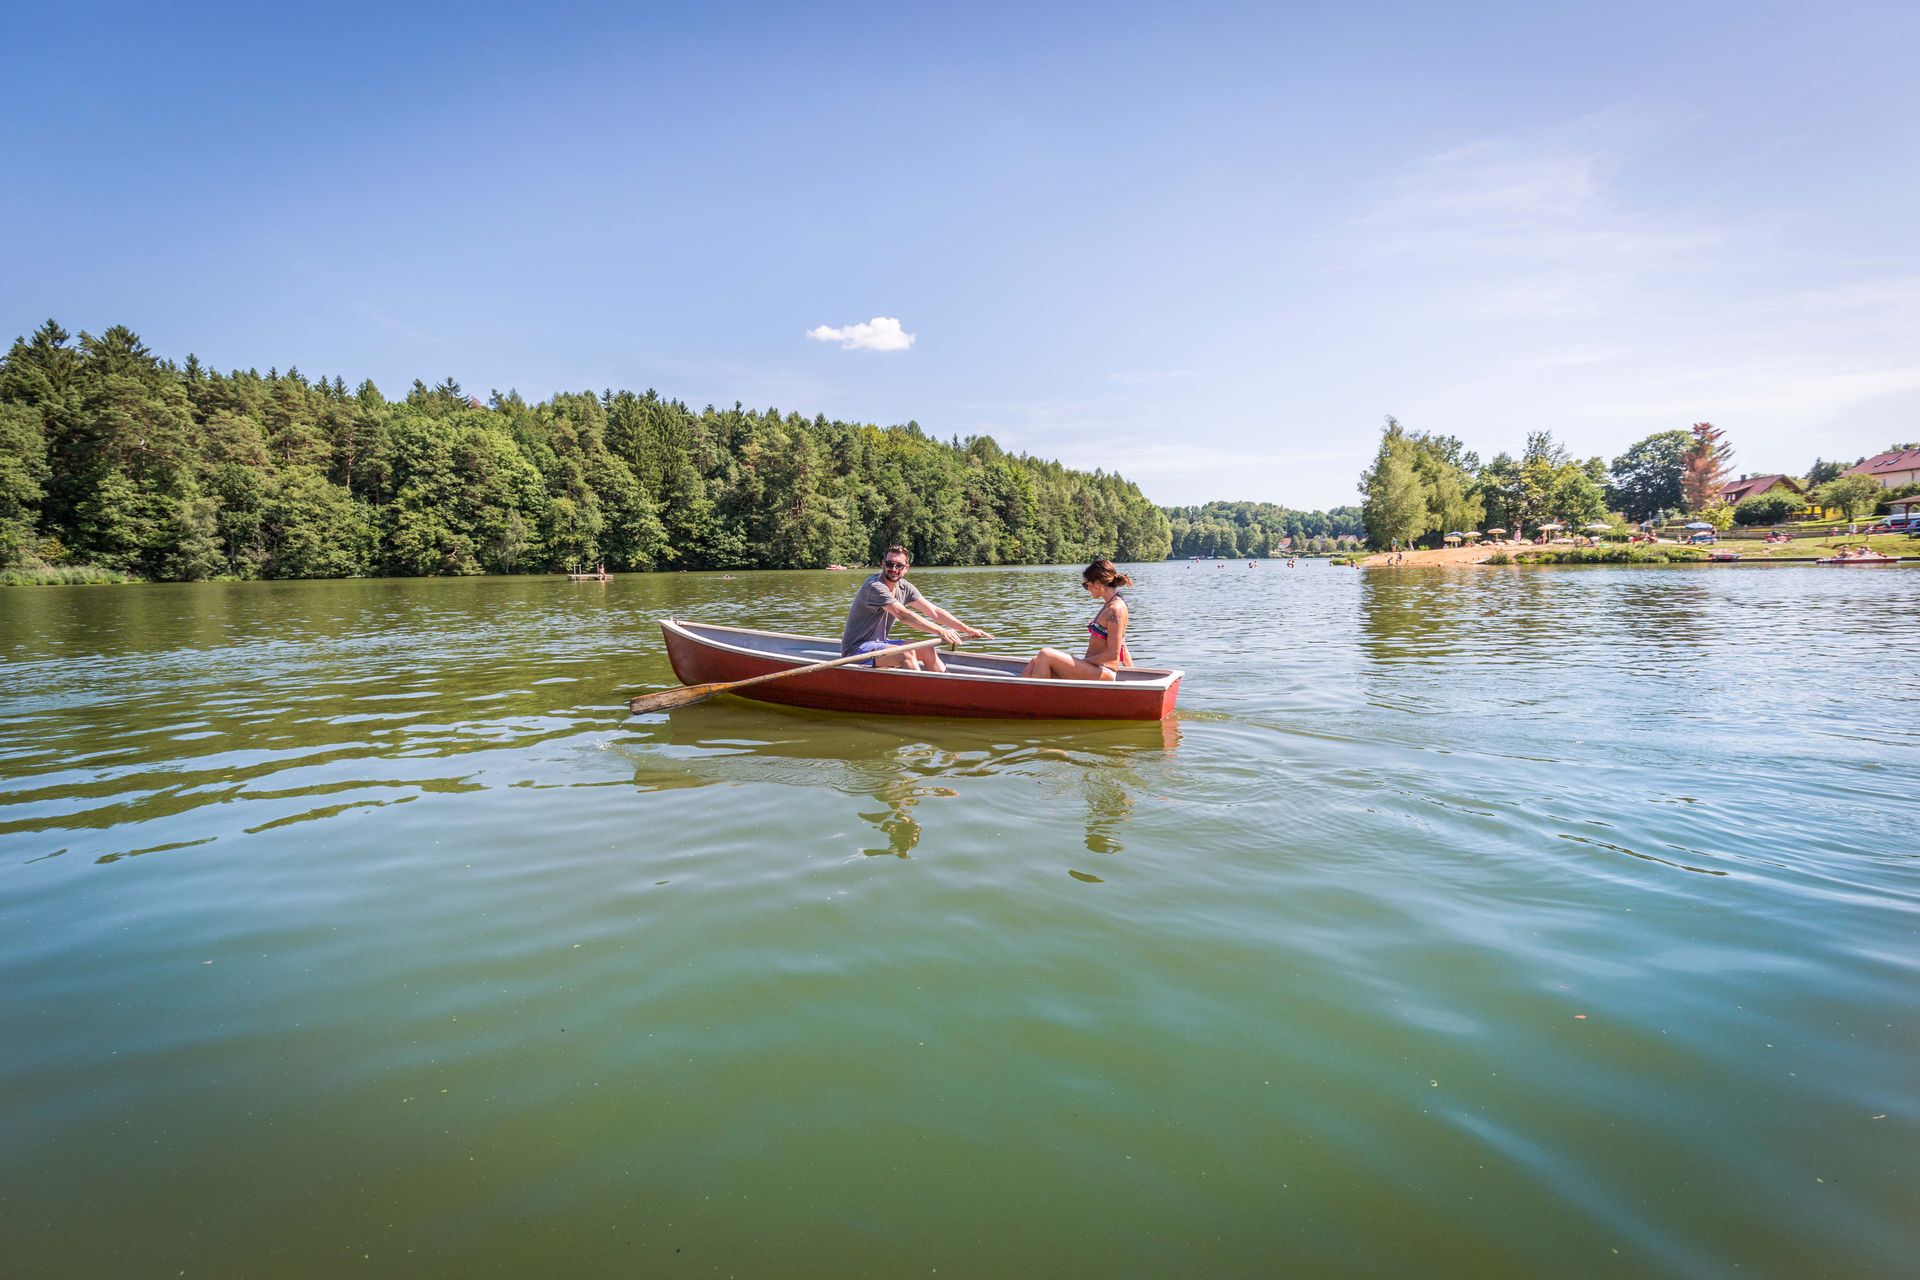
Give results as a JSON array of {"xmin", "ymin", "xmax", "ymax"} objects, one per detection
[
  {"xmin": 1487, "ymin": 527, "xmax": 1508, "ymax": 534},
  {"xmin": 1584, "ymin": 522, "xmax": 1612, "ymax": 531},
  {"xmin": 1463, "ymin": 530, "xmax": 1483, "ymax": 539},
  {"xmin": 1684, "ymin": 521, "xmax": 1713, "ymax": 530},
  {"xmin": 1443, "ymin": 532, "xmax": 1462, "ymax": 543},
  {"xmin": 1539, "ymin": 522, "xmax": 1565, "ymax": 531}
]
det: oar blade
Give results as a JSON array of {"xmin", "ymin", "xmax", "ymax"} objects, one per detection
[{"xmin": 627, "ymin": 683, "xmax": 725, "ymax": 715}]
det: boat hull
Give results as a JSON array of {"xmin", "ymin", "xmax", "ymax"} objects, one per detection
[{"xmin": 657, "ymin": 620, "xmax": 1181, "ymax": 720}]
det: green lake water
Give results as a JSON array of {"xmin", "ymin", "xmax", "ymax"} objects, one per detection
[{"xmin": 2, "ymin": 563, "xmax": 1916, "ymax": 1277}]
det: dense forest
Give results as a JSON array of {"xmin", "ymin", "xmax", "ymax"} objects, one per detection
[
  {"xmin": 1162, "ymin": 501, "xmax": 1365, "ymax": 557},
  {"xmin": 0, "ymin": 322, "xmax": 1173, "ymax": 580}
]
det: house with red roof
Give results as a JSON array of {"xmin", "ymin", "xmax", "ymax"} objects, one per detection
[
  {"xmin": 1716, "ymin": 473, "xmax": 1806, "ymax": 507},
  {"xmin": 1846, "ymin": 448, "xmax": 1920, "ymax": 489}
]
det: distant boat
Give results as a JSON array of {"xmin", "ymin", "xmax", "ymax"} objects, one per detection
[
  {"xmin": 1815, "ymin": 549, "xmax": 1902, "ymax": 566},
  {"xmin": 1707, "ymin": 550, "xmax": 1741, "ymax": 562}
]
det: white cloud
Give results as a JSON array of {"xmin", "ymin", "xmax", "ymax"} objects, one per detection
[{"xmin": 806, "ymin": 316, "xmax": 916, "ymax": 352}]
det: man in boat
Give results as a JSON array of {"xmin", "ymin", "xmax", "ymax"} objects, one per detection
[{"xmin": 841, "ymin": 545, "xmax": 992, "ymax": 671}]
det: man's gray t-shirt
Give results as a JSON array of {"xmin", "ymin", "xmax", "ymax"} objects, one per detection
[{"xmin": 841, "ymin": 574, "xmax": 925, "ymax": 655}]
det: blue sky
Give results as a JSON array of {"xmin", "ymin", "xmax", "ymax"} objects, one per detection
[{"xmin": 4, "ymin": 1, "xmax": 1915, "ymax": 508}]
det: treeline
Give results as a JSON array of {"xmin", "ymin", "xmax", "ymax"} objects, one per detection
[
  {"xmin": 1359, "ymin": 419, "xmax": 1609, "ymax": 549},
  {"xmin": 1161, "ymin": 501, "xmax": 1365, "ymax": 557},
  {"xmin": 0, "ymin": 321, "xmax": 1172, "ymax": 580},
  {"xmin": 1613, "ymin": 429, "xmax": 1919, "ymax": 525},
  {"xmin": 1358, "ymin": 415, "xmax": 1920, "ymax": 549}
]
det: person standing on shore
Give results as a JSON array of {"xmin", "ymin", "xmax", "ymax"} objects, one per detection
[{"xmin": 840, "ymin": 545, "xmax": 992, "ymax": 671}]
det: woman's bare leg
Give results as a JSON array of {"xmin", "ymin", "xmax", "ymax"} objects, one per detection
[
  {"xmin": 1021, "ymin": 647, "xmax": 1070, "ymax": 678},
  {"xmin": 1021, "ymin": 648, "xmax": 1113, "ymax": 680}
]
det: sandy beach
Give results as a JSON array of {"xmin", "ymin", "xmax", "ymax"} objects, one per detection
[{"xmin": 1361, "ymin": 543, "xmax": 1505, "ymax": 566}]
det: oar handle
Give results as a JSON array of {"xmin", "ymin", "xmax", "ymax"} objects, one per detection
[{"xmin": 627, "ymin": 633, "xmax": 960, "ymax": 715}]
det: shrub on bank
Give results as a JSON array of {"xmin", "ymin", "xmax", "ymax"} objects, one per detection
[
  {"xmin": 1, "ymin": 562, "xmax": 138, "ymax": 586},
  {"xmin": 1509, "ymin": 544, "xmax": 1707, "ymax": 565}
]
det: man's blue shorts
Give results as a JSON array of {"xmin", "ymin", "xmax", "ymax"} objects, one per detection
[{"xmin": 851, "ymin": 639, "xmax": 895, "ymax": 666}]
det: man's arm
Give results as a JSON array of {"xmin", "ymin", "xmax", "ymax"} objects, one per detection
[
  {"xmin": 913, "ymin": 598, "xmax": 994, "ymax": 639},
  {"xmin": 883, "ymin": 599, "xmax": 960, "ymax": 646}
]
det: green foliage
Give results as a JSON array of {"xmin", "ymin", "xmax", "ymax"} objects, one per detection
[
  {"xmin": 1813, "ymin": 473, "xmax": 1882, "ymax": 521},
  {"xmin": 1732, "ymin": 492, "xmax": 1797, "ymax": 526},
  {"xmin": 1353, "ymin": 420, "xmax": 1613, "ymax": 550},
  {"xmin": 1606, "ymin": 429, "xmax": 1690, "ymax": 520},
  {"xmin": 1406, "ymin": 429, "xmax": 1483, "ymax": 544},
  {"xmin": 1358, "ymin": 418, "xmax": 1431, "ymax": 549},
  {"xmin": 0, "ymin": 561, "xmax": 138, "ymax": 585},
  {"xmin": 1466, "ymin": 432, "xmax": 1609, "ymax": 542},
  {"xmin": 1161, "ymin": 499, "xmax": 1360, "ymax": 558},
  {"xmin": 1882, "ymin": 480, "xmax": 1920, "ymax": 503},
  {"xmin": 0, "ymin": 321, "xmax": 1170, "ymax": 581},
  {"xmin": 1804, "ymin": 457, "xmax": 1853, "ymax": 486},
  {"xmin": 1513, "ymin": 543, "xmax": 1706, "ymax": 565},
  {"xmin": 0, "ymin": 402, "xmax": 48, "ymax": 564},
  {"xmin": 1548, "ymin": 461, "xmax": 1607, "ymax": 528}
]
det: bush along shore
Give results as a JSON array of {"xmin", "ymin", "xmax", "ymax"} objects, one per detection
[
  {"xmin": 1490, "ymin": 544, "xmax": 1707, "ymax": 565},
  {"xmin": 0, "ymin": 562, "xmax": 138, "ymax": 586},
  {"xmin": 1367, "ymin": 530, "xmax": 1919, "ymax": 567}
]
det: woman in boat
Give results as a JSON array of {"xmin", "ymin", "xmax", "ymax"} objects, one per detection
[{"xmin": 1020, "ymin": 559, "xmax": 1134, "ymax": 681}]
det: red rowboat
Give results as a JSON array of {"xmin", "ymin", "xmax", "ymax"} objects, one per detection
[
  {"xmin": 1815, "ymin": 551, "xmax": 1903, "ymax": 566},
  {"xmin": 656, "ymin": 619, "xmax": 1182, "ymax": 720}
]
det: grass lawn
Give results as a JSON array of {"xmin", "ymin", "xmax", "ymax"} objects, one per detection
[{"xmin": 1714, "ymin": 532, "xmax": 1920, "ymax": 561}]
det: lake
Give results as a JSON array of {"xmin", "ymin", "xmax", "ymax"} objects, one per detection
[{"xmin": 2, "ymin": 562, "xmax": 1916, "ymax": 1277}]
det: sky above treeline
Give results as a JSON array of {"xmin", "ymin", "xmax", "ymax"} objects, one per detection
[{"xmin": 4, "ymin": 1, "xmax": 1915, "ymax": 508}]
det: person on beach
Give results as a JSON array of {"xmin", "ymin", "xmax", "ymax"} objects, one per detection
[
  {"xmin": 840, "ymin": 545, "xmax": 991, "ymax": 671},
  {"xmin": 1020, "ymin": 559, "xmax": 1134, "ymax": 681}
]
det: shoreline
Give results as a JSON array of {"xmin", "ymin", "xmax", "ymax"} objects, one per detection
[{"xmin": 1362, "ymin": 536, "xmax": 1916, "ymax": 567}]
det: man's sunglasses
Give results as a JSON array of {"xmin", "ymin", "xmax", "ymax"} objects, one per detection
[{"xmin": 882, "ymin": 560, "xmax": 908, "ymax": 570}]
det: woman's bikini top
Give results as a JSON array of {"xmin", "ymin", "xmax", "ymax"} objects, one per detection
[{"xmin": 1087, "ymin": 593, "xmax": 1132, "ymax": 667}]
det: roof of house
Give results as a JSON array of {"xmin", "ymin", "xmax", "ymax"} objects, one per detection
[
  {"xmin": 1847, "ymin": 448, "xmax": 1920, "ymax": 478},
  {"xmin": 1718, "ymin": 473, "xmax": 1805, "ymax": 504}
]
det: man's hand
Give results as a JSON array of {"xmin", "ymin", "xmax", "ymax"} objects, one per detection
[
  {"xmin": 960, "ymin": 624, "xmax": 994, "ymax": 640},
  {"xmin": 937, "ymin": 627, "xmax": 962, "ymax": 647}
]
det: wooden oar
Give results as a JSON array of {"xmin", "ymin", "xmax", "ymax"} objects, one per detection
[{"xmin": 627, "ymin": 635, "xmax": 955, "ymax": 714}]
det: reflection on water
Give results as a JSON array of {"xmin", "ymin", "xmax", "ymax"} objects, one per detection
[{"xmin": 627, "ymin": 700, "xmax": 1180, "ymax": 863}]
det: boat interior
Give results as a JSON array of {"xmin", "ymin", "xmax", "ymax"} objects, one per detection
[{"xmin": 671, "ymin": 620, "xmax": 1180, "ymax": 685}]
